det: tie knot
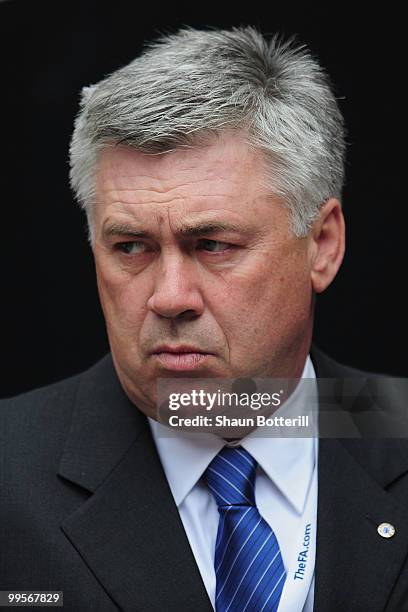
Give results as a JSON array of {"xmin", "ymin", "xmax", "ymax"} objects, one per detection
[{"xmin": 205, "ymin": 446, "xmax": 257, "ymax": 507}]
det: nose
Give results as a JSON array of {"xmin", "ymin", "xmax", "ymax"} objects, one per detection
[{"xmin": 147, "ymin": 252, "xmax": 204, "ymax": 319}]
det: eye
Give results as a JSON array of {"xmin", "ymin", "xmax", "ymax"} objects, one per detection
[
  {"xmin": 116, "ymin": 241, "xmax": 149, "ymax": 255},
  {"xmin": 197, "ymin": 239, "xmax": 231, "ymax": 253}
]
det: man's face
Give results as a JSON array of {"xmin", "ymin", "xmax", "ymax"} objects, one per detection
[{"xmin": 93, "ymin": 133, "xmax": 316, "ymax": 415}]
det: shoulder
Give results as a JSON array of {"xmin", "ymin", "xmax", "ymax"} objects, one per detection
[
  {"xmin": 310, "ymin": 345, "xmax": 383, "ymax": 379},
  {"xmin": 0, "ymin": 365, "xmax": 84, "ymax": 422},
  {"xmin": 0, "ymin": 354, "xmax": 111, "ymax": 458},
  {"xmin": 0, "ymin": 375, "xmax": 79, "ymax": 475},
  {"xmin": 0, "ymin": 372, "xmax": 80, "ymax": 433},
  {"xmin": 0, "ymin": 353, "xmax": 113, "ymax": 411},
  {"xmin": 312, "ymin": 345, "xmax": 408, "ymax": 431}
]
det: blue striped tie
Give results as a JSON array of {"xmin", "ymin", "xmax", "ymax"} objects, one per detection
[{"xmin": 205, "ymin": 446, "xmax": 286, "ymax": 612}]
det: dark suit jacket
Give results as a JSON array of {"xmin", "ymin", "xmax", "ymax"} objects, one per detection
[{"xmin": 1, "ymin": 348, "xmax": 408, "ymax": 611}]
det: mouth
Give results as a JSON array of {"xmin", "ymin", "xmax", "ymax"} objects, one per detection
[{"xmin": 150, "ymin": 345, "xmax": 214, "ymax": 371}]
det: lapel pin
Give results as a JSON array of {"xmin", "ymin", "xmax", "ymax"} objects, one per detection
[{"xmin": 377, "ymin": 522, "xmax": 396, "ymax": 538}]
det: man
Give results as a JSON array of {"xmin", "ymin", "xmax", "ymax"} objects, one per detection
[{"xmin": 1, "ymin": 26, "xmax": 408, "ymax": 612}]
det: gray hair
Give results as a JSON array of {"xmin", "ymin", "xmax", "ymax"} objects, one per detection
[{"xmin": 69, "ymin": 26, "xmax": 346, "ymax": 241}]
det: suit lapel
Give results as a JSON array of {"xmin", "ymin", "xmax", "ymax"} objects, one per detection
[
  {"xmin": 58, "ymin": 355, "xmax": 212, "ymax": 612},
  {"xmin": 315, "ymin": 438, "xmax": 408, "ymax": 611},
  {"xmin": 57, "ymin": 350, "xmax": 408, "ymax": 611},
  {"xmin": 312, "ymin": 348, "xmax": 408, "ymax": 611}
]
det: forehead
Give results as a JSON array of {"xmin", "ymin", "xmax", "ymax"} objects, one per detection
[{"xmin": 93, "ymin": 132, "xmax": 285, "ymax": 231}]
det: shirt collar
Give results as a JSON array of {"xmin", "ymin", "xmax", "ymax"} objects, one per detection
[{"xmin": 148, "ymin": 355, "xmax": 317, "ymax": 514}]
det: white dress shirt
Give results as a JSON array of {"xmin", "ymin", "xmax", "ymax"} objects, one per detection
[{"xmin": 149, "ymin": 356, "xmax": 318, "ymax": 611}]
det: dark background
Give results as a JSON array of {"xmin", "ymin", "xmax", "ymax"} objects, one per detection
[{"xmin": 1, "ymin": 1, "xmax": 406, "ymax": 397}]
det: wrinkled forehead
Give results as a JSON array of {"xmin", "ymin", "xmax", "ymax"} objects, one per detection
[
  {"xmin": 95, "ymin": 133, "xmax": 269, "ymax": 198},
  {"xmin": 92, "ymin": 134, "xmax": 281, "ymax": 233}
]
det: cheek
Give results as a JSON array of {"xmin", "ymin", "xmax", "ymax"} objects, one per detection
[
  {"xmin": 95, "ymin": 260, "xmax": 149, "ymax": 333},
  {"xmin": 213, "ymin": 248, "xmax": 312, "ymax": 336}
]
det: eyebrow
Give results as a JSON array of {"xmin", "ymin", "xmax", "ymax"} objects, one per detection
[
  {"xmin": 102, "ymin": 220, "xmax": 251, "ymax": 240},
  {"xmin": 102, "ymin": 223, "xmax": 149, "ymax": 239},
  {"xmin": 177, "ymin": 221, "xmax": 247, "ymax": 237}
]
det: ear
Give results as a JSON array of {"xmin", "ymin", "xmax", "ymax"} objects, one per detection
[{"xmin": 309, "ymin": 198, "xmax": 345, "ymax": 293}]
